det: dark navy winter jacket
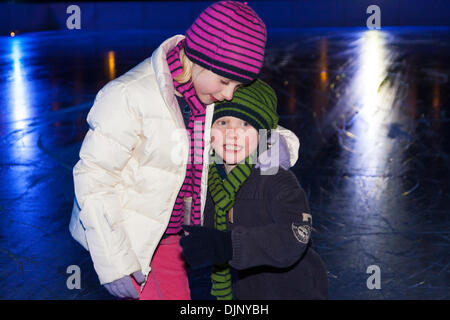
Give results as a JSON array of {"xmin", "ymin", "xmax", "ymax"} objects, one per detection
[{"xmin": 204, "ymin": 166, "xmax": 328, "ymax": 300}]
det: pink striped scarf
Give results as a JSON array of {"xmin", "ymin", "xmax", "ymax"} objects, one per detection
[{"xmin": 166, "ymin": 39, "xmax": 206, "ymax": 233}]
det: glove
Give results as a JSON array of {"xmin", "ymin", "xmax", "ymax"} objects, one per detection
[
  {"xmin": 180, "ymin": 225, "xmax": 232, "ymax": 269},
  {"xmin": 103, "ymin": 271, "xmax": 145, "ymax": 299},
  {"xmin": 256, "ymin": 132, "xmax": 290, "ymax": 174}
]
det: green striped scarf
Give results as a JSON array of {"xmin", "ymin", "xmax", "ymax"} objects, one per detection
[{"xmin": 208, "ymin": 157, "xmax": 253, "ymax": 300}]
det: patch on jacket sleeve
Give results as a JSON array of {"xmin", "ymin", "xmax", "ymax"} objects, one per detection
[
  {"xmin": 291, "ymin": 223, "xmax": 311, "ymax": 244},
  {"xmin": 302, "ymin": 213, "xmax": 312, "ymax": 223}
]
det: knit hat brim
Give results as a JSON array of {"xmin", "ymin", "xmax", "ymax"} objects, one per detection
[
  {"xmin": 212, "ymin": 103, "xmax": 272, "ymax": 131},
  {"xmin": 212, "ymin": 79, "xmax": 278, "ymax": 131},
  {"xmin": 185, "ymin": 46, "xmax": 258, "ymax": 84}
]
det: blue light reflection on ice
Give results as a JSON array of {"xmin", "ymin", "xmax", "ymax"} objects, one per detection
[
  {"xmin": 6, "ymin": 37, "xmax": 39, "ymax": 165},
  {"xmin": 11, "ymin": 38, "xmax": 31, "ymax": 131},
  {"xmin": 3, "ymin": 37, "xmax": 43, "ymax": 234}
]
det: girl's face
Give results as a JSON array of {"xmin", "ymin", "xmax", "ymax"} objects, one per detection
[
  {"xmin": 211, "ymin": 116, "xmax": 259, "ymax": 165},
  {"xmin": 192, "ymin": 65, "xmax": 243, "ymax": 105}
]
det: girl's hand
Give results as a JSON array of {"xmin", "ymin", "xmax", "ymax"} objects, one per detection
[{"xmin": 103, "ymin": 271, "xmax": 144, "ymax": 299}]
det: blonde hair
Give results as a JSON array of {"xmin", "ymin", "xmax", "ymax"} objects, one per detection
[{"xmin": 174, "ymin": 49, "xmax": 194, "ymax": 84}]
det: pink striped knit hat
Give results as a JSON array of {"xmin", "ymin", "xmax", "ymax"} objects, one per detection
[{"xmin": 185, "ymin": 1, "xmax": 267, "ymax": 84}]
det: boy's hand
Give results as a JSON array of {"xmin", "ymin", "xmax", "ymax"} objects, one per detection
[{"xmin": 180, "ymin": 225, "xmax": 232, "ymax": 269}]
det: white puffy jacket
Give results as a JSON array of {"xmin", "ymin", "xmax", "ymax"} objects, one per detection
[{"xmin": 69, "ymin": 35, "xmax": 300, "ymax": 286}]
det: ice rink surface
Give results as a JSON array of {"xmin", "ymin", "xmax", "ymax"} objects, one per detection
[{"xmin": 0, "ymin": 27, "xmax": 448, "ymax": 299}]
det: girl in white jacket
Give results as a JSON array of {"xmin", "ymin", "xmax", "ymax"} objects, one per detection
[{"xmin": 69, "ymin": 1, "xmax": 300, "ymax": 300}]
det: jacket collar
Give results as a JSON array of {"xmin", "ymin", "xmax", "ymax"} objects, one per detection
[
  {"xmin": 151, "ymin": 35, "xmax": 213, "ymax": 128},
  {"xmin": 151, "ymin": 35, "xmax": 184, "ymax": 109}
]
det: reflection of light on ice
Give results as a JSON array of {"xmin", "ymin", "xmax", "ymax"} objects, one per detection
[
  {"xmin": 107, "ymin": 51, "xmax": 116, "ymax": 80},
  {"xmin": 319, "ymin": 38, "xmax": 328, "ymax": 86},
  {"xmin": 9, "ymin": 38, "xmax": 37, "ymax": 163},
  {"xmin": 11, "ymin": 38, "xmax": 30, "ymax": 131},
  {"xmin": 359, "ymin": 31, "xmax": 385, "ymax": 114},
  {"xmin": 350, "ymin": 30, "xmax": 395, "ymax": 178}
]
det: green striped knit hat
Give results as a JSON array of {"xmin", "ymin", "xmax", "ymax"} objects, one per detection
[{"xmin": 212, "ymin": 79, "xmax": 278, "ymax": 131}]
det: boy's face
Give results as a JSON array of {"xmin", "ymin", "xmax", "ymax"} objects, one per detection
[
  {"xmin": 192, "ymin": 65, "xmax": 243, "ymax": 105},
  {"xmin": 211, "ymin": 116, "xmax": 259, "ymax": 165}
]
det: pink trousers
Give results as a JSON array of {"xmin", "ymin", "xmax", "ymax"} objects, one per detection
[{"xmin": 131, "ymin": 235, "xmax": 190, "ymax": 300}]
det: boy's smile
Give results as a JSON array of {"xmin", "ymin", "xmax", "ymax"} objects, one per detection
[{"xmin": 211, "ymin": 116, "xmax": 259, "ymax": 166}]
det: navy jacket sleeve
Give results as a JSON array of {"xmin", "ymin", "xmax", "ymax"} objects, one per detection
[{"xmin": 229, "ymin": 169, "xmax": 313, "ymax": 270}]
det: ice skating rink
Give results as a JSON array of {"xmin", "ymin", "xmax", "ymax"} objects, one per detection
[{"xmin": 0, "ymin": 26, "xmax": 449, "ymax": 299}]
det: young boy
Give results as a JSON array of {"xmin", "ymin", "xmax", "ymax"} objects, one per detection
[{"xmin": 180, "ymin": 79, "xmax": 328, "ymax": 300}]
